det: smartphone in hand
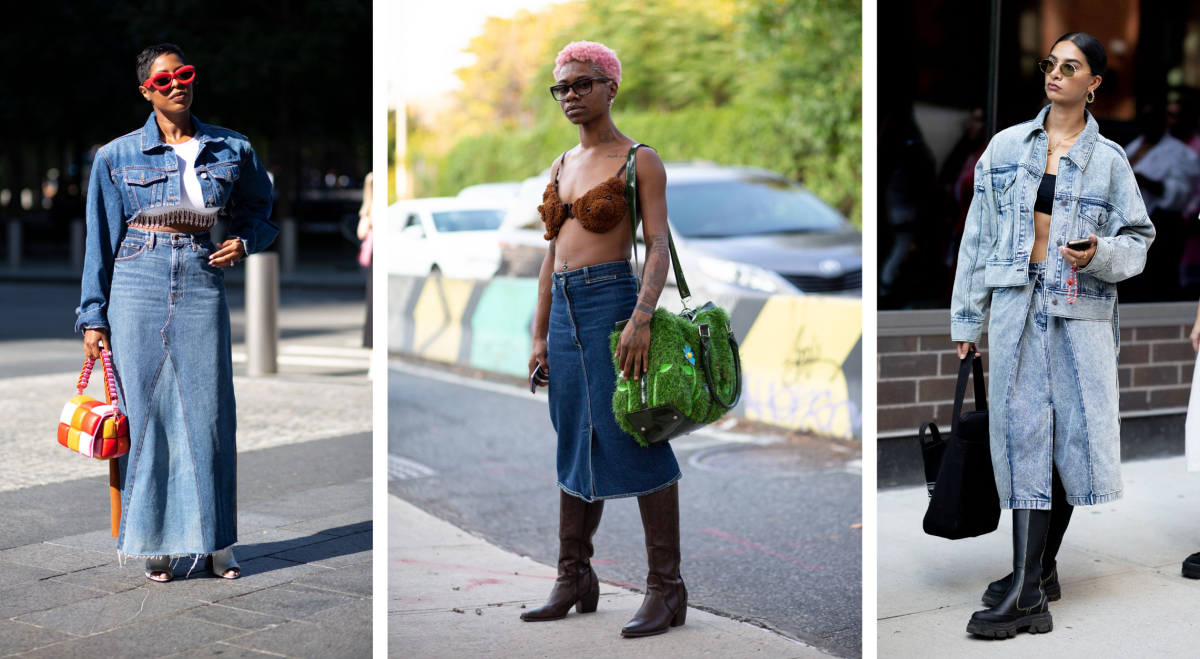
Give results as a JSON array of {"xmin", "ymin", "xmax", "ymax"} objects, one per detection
[{"xmin": 529, "ymin": 363, "xmax": 549, "ymax": 393}]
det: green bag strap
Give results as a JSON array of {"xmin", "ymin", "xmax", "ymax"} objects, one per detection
[{"xmin": 626, "ymin": 144, "xmax": 691, "ymax": 305}]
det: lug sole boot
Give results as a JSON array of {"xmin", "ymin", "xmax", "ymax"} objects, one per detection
[
  {"xmin": 1183, "ymin": 553, "xmax": 1200, "ymax": 579},
  {"xmin": 521, "ymin": 490, "xmax": 604, "ymax": 622},
  {"xmin": 967, "ymin": 509, "xmax": 1053, "ymax": 638},
  {"xmin": 982, "ymin": 468, "xmax": 1073, "ymax": 606},
  {"xmin": 622, "ymin": 483, "xmax": 687, "ymax": 638}
]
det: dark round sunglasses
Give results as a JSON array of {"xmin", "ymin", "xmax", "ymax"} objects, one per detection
[
  {"xmin": 1038, "ymin": 59, "xmax": 1091, "ymax": 78},
  {"xmin": 549, "ymin": 76, "xmax": 611, "ymax": 101}
]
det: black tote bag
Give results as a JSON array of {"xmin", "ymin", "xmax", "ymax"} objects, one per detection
[{"xmin": 920, "ymin": 352, "xmax": 1001, "ymax": 540}]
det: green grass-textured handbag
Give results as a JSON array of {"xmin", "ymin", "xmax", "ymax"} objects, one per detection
[{"xmin": 609, "ymin": 144, "xmax": 742, "ymax": 447}]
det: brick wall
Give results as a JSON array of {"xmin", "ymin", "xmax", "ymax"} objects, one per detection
[{"xmin": 877, "ymin": 304, "xmax": 1200, "ymax": 437}]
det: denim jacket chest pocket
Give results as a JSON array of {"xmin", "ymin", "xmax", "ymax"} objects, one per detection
[
  {"xmin": 196, "ymin": 162, "xmax": 240, "ymax": 208},
  {"xmin": 119, "ymin": 169, "xmax": 170, "ymax": 212},
  {"xmin": 990, "ymin": 166, "xmax": 1020, "ymax": 261}
]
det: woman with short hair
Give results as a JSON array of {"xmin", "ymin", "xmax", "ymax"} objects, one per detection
[{"xmin": 79, "ymin": 43, "xmax": 277, "ymax": 582}]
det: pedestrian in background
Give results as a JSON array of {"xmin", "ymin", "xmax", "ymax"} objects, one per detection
[
  {"xmin": 358, "ymin": 172, "xmax": 374, "ymax": 379},
  {"xmin": 1124, "ymin": 101, "xmax": 1199, "ymax": 301},
  {"xmin": 950, "ymin": 32, "xmax": 1154, "ymax": 638},
  {"xmin": 523, "ymin": 40, "xmax": 686, "ymax": 638},
  {"xmin": 78, "ymin": 43, "xmax": 278, "ymax": 582}
]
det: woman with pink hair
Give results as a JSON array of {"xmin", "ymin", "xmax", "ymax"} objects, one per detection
[{"xmin": 522, "ymin": 40, "xmax": 686, "ymax": 637}]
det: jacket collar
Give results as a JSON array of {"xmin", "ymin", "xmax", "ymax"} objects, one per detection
[
  {"xmin": 139, "ymin": 111, "xmax": 224, "ymax": 153},
  {"xmin": 1027, "ymin": 103, "xmax": 1099, "ymax": 171}
]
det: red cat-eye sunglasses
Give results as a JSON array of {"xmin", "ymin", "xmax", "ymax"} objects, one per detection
[{"xmin": 142, "ymin": 65, "xmax": 197, "ymax": 91}]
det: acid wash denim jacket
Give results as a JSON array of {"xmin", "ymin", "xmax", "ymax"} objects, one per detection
[
  {"xmin": 950, "ymin": 105, "xmax": 1155, "ymax": 344},
  {"xmin": 76, "ymin": 111, "xmax": 278, "ymax": 332}
]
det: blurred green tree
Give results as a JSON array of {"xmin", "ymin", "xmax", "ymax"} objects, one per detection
[{"xmin": 404, "ymin": 0, "xmax": 861, "ymax": 225}]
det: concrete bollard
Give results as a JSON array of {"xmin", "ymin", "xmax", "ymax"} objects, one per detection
[
  {"xmin": 280, "ymin": 218, "xmax": 297, "ymax": 274},
  {"xmin": 245, "ymin": 252, "xmax": 279, "ymax": 375},
  {"xmin": 69, "ymin": 218, "xmax": 85, "ymax": 271},
  {"xmin": 6, "ymin": 219, "xmax": 21, "ymax": 269}
]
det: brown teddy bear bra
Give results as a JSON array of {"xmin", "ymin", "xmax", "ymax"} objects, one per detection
[{"xmin": 537, "ymin": 151, "xmax": 630, "ymax": 241}]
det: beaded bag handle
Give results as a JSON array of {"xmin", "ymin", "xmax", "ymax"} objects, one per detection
[{"xmin": 76, "ymin": 348, "xmax": 122, "ymax": 415}]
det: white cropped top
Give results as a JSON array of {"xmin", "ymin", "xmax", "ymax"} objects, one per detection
[{"xmin": 130, "ymin": 138, "xmax": 220, "ymax": 229}]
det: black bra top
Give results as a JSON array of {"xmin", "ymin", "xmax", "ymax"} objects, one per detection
[{"xmin": 1034, "ymin": 173, "xmax": 1055, "ymax": 214}]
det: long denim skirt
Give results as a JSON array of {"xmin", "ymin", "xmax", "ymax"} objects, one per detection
[
  {"xmin": 107, "ymin": 228, "xmax": 237, "ymax": 557},
  {"xmin": 987, "ymin": 260, "xmax": 1122, "ymax": 509},
  {"xmin": 548, "ymin": 260, "xmax": 681, "ymax": 502}
]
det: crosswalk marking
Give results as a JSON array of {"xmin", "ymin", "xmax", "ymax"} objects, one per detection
[{"xmin": 389, "ymin": 454, "xmax": 438, "ymax": 480}]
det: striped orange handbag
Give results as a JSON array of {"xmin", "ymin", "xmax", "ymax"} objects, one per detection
[{"xmin": 58, "ymin": 349, "xmax": 130, "ymax": 459}]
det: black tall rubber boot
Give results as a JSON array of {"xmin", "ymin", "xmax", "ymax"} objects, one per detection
[
  {"xmin": 982, "ymin": 468, "xmax": 1074, "ymax": 606},
  {"xmin": 967, "ymin": 509, "xmax": 1053, "ymax": 638},
  {"xmin": 521, "ymin": 490, "xmax": 605, "ymax": 621}
]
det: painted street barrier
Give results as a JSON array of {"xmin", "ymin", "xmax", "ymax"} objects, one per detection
[{"xmin": 389, "ymin": 274, "xmax": 862, "ymax": 438}]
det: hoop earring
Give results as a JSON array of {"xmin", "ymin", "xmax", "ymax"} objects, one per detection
[{"xmin": 1087, "ymin": 90, "xmax": 1095, "ymax": 104}]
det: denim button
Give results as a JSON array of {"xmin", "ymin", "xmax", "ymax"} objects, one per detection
[
  {"xmin": 200, "ymin": 172, "xmax": 208, "ymax": 179},
  {"xmin": 1052, "ymin": 299, "xmax": 1058, "ymax": 305},
  {"xmin": 1056, "ymin": 239, "xmax": 1062, "ymax": 246}
]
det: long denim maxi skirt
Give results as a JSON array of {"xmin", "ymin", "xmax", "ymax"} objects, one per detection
[
  {"xmin": 107, "ymin": 228, "xmax": 237, "ymax": 557},
  {"xmin": 548, "ymin": 260, "xmax": 681, "ymax": 502},
  {"xmin": 986, "ymin": 260, "xmax": 1123, "ymax": 509}
]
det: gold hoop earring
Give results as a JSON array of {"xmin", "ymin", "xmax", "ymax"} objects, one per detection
[{"xmin": 1087, "ymin": 90, "xmax": 1095, "ymax": 104}]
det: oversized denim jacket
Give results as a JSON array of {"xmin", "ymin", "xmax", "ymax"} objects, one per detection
[
  {"xmin": 950, "ymin": 105, "xmax": 1156, "ymax": 343},
  {"xmin": 76, "ymin": 111, "xmax": 278, "ymax": 332}
]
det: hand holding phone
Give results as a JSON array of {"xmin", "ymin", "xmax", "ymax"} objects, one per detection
[
  {"xmin": 1061, "ymin": 234, "xmax": 1097, "ymax": 267},
  {"xmin": 529, "ymin": 363, "xmax": 549, "ymax": 393}
]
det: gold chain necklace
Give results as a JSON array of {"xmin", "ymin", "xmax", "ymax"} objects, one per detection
[{"xmin": 1048, "ymin": 125, "xmax": 1085, "ymax": 156}]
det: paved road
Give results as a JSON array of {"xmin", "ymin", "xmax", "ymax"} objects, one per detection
[
  {"xmin": 0, "ymin": 280, "xmax": 373, "ymax": 658},
  {"xmin": 388, "ymin": 360, "xmax": 863, "ymax": 658},
  {"xmin": 0, "ymin": 281, "xmax": 368, "ymax": 379}
]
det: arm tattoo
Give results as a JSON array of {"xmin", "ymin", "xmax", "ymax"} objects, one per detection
[{"xmin": 634, "ymin": 231, "xmax": 670, "ymax": 320}]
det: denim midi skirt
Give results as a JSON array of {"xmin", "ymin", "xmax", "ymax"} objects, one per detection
[
  {"xmin": 107, "ymin": 228, "xmax": 237, "ymax": 557},
  {"xmin": 548, "ymin": 260, "xmax": 681, "ymax": 502},
  {"xmin": 987, "ymin": 260, "xmax": 1122, "ymax": 510}
]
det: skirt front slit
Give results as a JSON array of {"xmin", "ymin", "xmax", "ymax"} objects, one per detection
[{"xmin": 547, "ymin": 260, "xmax": 681, "ymax": 502}]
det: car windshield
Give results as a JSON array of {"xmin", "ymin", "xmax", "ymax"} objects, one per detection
[
  {"xmin": 430, "ymin": 209, "xmax": 506, "ymax": 232},
  {"xmin": 664, "ymin": 178, "xmax": 844, "ymax": 237}
]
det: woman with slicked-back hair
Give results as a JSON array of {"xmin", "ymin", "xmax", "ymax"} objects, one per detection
[
  {"xmin": 950, "ymin": 32, "xmax": 1154, "ymax": 637},
  {"xmin": 522, "ymin": 40, "xmax": 686, "ymax": 637},
  {"xmin": 78, "ymin": 43, "xmax": 277, "ymax": 583}
]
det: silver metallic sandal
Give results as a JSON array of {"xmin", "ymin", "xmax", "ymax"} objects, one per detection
[
  {"xmin": 145, "ymin": 555, "xmax": 173, "ymax": 582},
  {"xmin": 205, "ymin": 545, "xmax": 240, "ymax": 579}
]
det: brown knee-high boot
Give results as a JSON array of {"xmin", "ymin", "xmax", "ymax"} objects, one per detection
[
  {"xmin": 521, "ymin": 490, "xmax": 604, "ymax": 621},
  {"xmin": 622, "ymin": 482, "xmax": 687, "ymax": 637}
]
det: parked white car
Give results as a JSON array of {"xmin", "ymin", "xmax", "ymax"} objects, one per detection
[{"xmin": 388, "ymin": 197, "xmax": 510, "ymax": 279}]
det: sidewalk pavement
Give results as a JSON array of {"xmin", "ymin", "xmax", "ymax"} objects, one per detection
[
  {"xmin": 0, "ymin": 370, "xmax": 371, "ymax": 492},
  {"xmin": 878, "ymin": 455, "xmax": 1200, "ymax": 658},
  {"xmin": 0, "ymin": 431, "xmax": 372, "ymax": 659},
  {"xmin": 390, "ymin": 494, "xmax": 825, "ymax": 659}
]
